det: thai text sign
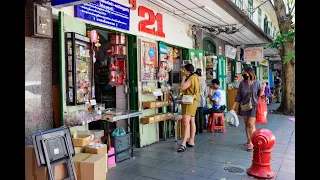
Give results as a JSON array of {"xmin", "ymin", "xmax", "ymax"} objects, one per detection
[{"xmin": 244, "ymin": 47, "xmax": 264, "ymax": 62}]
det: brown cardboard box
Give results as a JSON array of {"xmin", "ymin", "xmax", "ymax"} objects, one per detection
[
  {"xmin": 85, "ymin": 144, "xmax": 107, "ymax": 155},
  {"xmin": 142, "ymin": 101, "xmax": 169, "ymax": 108},
  {"xmin": 141, "ymin": 116, "xmax": 155, "ymax": 124},
  {"xmin": 73, "ymin": 153, "xmax": 107, "ymax": 180},
  {"xmin": 25, "ymin": 146, "xmax": 68, "ymax": 180},
  {"xmin": 160, "ymin": 113, "xmax": 173, "ymax": 121},
  {"xmin": 93, "ymin": 138, "xmax": 102, "ymax": 144},
  {"xmin": 75, "ymin": 147, "xmax": 85, "ymax": 154},
  {"xmin": 72, "ymin": 135, "xmax": 92, "ymax": 147}
]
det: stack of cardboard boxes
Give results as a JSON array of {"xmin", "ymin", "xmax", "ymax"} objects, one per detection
[{"xmin": 25, "ymin": 129, "xmax": 109, "ymax": 180}]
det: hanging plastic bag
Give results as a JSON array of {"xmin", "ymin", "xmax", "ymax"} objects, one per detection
[
  {"xmin": 225, "ymin": 110, "xmax": 239, "ymax": 127},
  {"xmin": 256, "ymin": 96, "xmax": 268, "ymax": 124},
  {"xmin": 111, "ymin": 127, "xmax": 127, "ymax": 137}
]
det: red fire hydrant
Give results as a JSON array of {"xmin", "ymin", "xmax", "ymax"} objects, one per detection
[{"xmin": 247, "ymin": 128, "xmax": 276, "ymax": 179}]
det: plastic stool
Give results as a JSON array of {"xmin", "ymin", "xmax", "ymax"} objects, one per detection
[{"xmin": 208, "ymin": 113, "xmax": 226, "ymax": 133}]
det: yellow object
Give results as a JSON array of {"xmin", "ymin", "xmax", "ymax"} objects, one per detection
[{"xmin": 182, "ymin": 75, "xmax": 201, "ymax": 116}]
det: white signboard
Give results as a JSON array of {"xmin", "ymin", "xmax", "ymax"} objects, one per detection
[
  {"xmin": 225, "ymin": 45, "xmax": 237, "ymax": 59},
  {"xmin": 244, "ymin": 47, "xmax": 264, "ymax": 62}
]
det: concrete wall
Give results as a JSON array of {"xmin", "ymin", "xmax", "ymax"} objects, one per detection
[{"xmin": 25, "ymin": 37, "xmax": 53, "ymax": 145}]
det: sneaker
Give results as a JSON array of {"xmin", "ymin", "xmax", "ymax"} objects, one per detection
[{"xmin": 246, "ymin": 143, "xmax": 253, "ymax": 151}]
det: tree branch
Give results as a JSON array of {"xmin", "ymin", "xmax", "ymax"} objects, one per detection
[{"xmin": 289, "ymin": 4, "xmax": 295, "ymax": 16}]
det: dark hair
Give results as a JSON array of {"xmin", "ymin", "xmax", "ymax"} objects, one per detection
[
  {"xmin": 184, "ymin": 64, "xmax": 194, "ymax": 73},
  {"xmin": 211, "ymin": 79, "xmax": 220, "ymax": 85},
  {"xmin": 266, "ymin": 82, "xmax": 269, "ymax": 85},
  {"xmin": 243, "ymin": 66, "xmax": 256, "ymax": 80},
  {"xmin": 233, "ymin": 76, "xmax": 238, "ymax": 79},
  {"xmin": 195, "ymin": 68, "xmax": 202, "ymax": 76}
]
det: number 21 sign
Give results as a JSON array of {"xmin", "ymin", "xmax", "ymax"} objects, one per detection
[{"xmin": 129, "ymin": 0, "xmax": 166, "ymax": 38}]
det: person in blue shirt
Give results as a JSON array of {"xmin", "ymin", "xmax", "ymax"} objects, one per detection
[{"xmin": 203, "ymin": 79, "xmax": 226, "ymax": 117}]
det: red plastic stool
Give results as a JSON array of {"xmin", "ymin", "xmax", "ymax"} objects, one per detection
[{"xmin": 208, "ymin": 113, "xmax": 226, "ymax": 133}]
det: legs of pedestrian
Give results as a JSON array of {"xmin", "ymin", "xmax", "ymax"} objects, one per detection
[
  {"xmin": 275, "ymin": 87, "xmax": 281, "ymax": 103},
  {"xmin": 199, "ymin": 107, "xmax": 204, "ymax": 133},
  {"xmin": 189, "ymin": 116, "xmax": 196, "ymax": 146},
  {"xmin": 195, "ymin": 108, "xmax": 200, "ymax": 134}
]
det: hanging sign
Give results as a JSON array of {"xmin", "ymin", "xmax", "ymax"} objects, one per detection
[
  {"xmin": 225, "ymin": 45, "xmax": 237, "ymax": 59},
  {"xmin": 74, "ymin": 0, "xmax": 131, "ymax": 31},
  {"xmin": 244, "ymin": 47, "xmax": 264, "ymax": 62}
]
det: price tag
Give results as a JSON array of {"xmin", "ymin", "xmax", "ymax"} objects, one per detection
[{"xmin": 90, "ymin": 99, "xmax": 97, "ymax": 105}]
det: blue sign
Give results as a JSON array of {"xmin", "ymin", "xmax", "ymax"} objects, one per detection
[
  {"xmin": 52, "ymin": 0, "xmax": 96, "ymax": 7},
  {"xmin": 149, "ymin": 48, "xmax": 155, "ymax": 58},
  {"xmin": 159, "ymin": 43, "xmax": 168, "ymax": 54},
  {"xmin": 74, "ymin": 0, "xmax": 130, "ymax": 31}
]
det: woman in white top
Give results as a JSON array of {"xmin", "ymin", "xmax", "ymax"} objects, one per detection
[{"xmin": 195, "ymin": 69, "xmax": 208, "ymax": 134}]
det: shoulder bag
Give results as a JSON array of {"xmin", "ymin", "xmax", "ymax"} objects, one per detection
[
  {"xmin": 240, "ymin": 82, "xmax": 253, "ymax": 111},
  {"xmin": 181, "ymin": 74, "xmax": 198, "ymax": 105}
]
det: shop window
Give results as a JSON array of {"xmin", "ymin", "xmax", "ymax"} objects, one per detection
[
  {"xmin": 258, "ymin": 8, "xmax": 262, "ymax": 28},
  {"xmin": 238, "ymin": 0, "xmax": 243, "ymax": 10},
  {"xmin": 203, "ymin": 38, "xmax": 217, "ymax": 56},
  {"xmin": 248, "ymin": 0, "xmax": 253, "ymax": 20},
  {"xmin": 264, "ymin": 15, "xmax": 268, "ymax": 34}
]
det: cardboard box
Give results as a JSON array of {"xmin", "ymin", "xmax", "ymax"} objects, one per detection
[
  {"xmin": 75, "ymin": 147, "xmax": 85, "ymax": 154},
  {"xmin": 73, "ymin": 153, "xmax": 107, "ymax": 180},
  {"xmin": 25, "ymin": 146, "xmax": 68, "ymax": 180},
  {"xmin": 160, "ymin": 113, "xmax": 173, "ymax": 121},
  {"xmin": 72, "ymin": 135, "xmax": 92, "ymax": 147},
  {"xmin": 85, "ymin": 144, "xmax": 107, "ymax": 155},
  {"xmin": 141, "ymin": 116, "xmax": 155, "ymax": 124},
  {"xmin": 78, "ymin": 130, "xmax": 104, "ymax": 139},
  {"xmin": 93, "ymin": 138, "xmax": 103, "ymax": 144}
]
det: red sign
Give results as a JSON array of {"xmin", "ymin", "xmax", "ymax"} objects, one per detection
[{"xmin": 129, "ymin": 0, "xmax": 166, "ymax": 38}]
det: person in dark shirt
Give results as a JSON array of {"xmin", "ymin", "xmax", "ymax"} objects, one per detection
[{"xmin": 274, "ymin": 76, "xmax": 282, "ymax": 103}]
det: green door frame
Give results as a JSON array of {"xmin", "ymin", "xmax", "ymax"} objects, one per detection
[{"xmin": 203, "ymin": 37, "xmax": 217, "ymax": 55}]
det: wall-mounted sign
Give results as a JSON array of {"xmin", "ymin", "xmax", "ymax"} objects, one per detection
[
  {"xmin": 259, "ymin": 59, "xmax": 268, "ymax": 66},
  {"xmin": 244, "ymin": 47, "xmax": 264, "ymax": 62},
  {"xmin": 138, "ymin": 6, "xmax": 165, "ymax": 38},
  {"xmin": 52, "ymin": 0, "xmax": 97, "ymax": 8},
  {"xmin": 74, "ymin": 0, "xmax": 130, "ymax": 31},
  {"xmin": 225, "ymin": 45, "xmax": 237, "ymax": 59},
  {"xmin": 159, "ymin": 43, "xmax": 168, "ymax": 54},
  {"xmin": 219, "ymin": 46, "xmax": 222, "ymax": 55}
]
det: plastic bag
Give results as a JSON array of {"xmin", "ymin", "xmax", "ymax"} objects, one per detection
[
  {"xmin": 111, "ymin": 126, "xmax": 126, "ymax": 136},
  {"xmin": 225, "ymin": 110, "xmax": 239, "ymax": 127},
  {"xmin": 256, "ymin": 97, "xmax": 268, "ymax": 124}
]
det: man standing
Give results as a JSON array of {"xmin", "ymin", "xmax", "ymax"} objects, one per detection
[
  {"xmin": 274, "ymin": 76, "xmax": 282, "ymax": 103},
  {"xmin": 203, "ymin": 79, "xmax": 226, "ymax": 117}
]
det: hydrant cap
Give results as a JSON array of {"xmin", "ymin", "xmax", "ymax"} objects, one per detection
[{"xmin": 252, "ymin": 128, "xmax": 276, "ymax": 149}]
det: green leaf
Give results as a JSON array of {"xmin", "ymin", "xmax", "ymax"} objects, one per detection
[{"xmin": 284, "ymin": 50, "xmax": 295, "ymax": 64}]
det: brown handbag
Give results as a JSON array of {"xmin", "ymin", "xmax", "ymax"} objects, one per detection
[{"xmin": 240, "ymin": 83, "xmax": 253, "ymax": 111}]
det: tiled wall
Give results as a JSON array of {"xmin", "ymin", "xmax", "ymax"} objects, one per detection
[{"xmin": 25, "ymin": 37, "xmax": 53, "ymax": 146}]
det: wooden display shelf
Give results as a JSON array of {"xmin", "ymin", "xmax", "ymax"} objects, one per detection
[
  {"xmin": 140, "ymin": 113, "xmax": 173, "ymax": 124},
  {"xmin": 142, "ymin": 101, "xmax": 169, "ymax": 109}
]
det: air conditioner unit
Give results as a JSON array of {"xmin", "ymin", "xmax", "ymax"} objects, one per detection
[{"xmin": 25, "ymin": 3, "xmax": 53, "ymax": 38}]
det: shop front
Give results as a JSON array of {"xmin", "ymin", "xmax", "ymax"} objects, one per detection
[{"xmin": 52, "ymin": 0, "xmax": 194, "ymax": 152}]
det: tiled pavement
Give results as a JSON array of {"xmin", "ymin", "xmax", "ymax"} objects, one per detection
[{"xmin": 107, "ymin": 104, "xmax": 295, "ymax": 180}]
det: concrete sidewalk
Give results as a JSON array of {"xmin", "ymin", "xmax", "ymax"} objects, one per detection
[{"xmin": 107, "ymin": 103, "xmax": 295, "ymax": 180}]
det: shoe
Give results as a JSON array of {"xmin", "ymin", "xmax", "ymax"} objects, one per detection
[
  {"xmin": 246, "ymin": 143, "xmax": 253, "ymax": 151},
  {"xmin": 186, "ymin": 142, "xmax": 195, "ymax": 147},
  {"xmin": 275, "ymin": 101, "xmax": 281, "ymax": 103},
  {"xmin": 177, "ymin": 144, "xmax": 187, "ymax": 152}
]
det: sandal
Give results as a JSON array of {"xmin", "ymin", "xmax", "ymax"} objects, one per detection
[
  {"xmin": 186, "ymin": 142, "xmax": 195, "ymax": 147},
  {"xmin": 246, "ymin": 143, "xmax": 253, "ymax": 151},
  {"xmin": 177, "ymin": 144, "xmax": 187, "ymax": 152}
]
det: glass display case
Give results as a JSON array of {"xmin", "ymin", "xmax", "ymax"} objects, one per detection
[{"xmin": 65, "ymin": 32, "xmax": 93, "ymax": 106}]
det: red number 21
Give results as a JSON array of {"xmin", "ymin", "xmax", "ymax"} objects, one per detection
[{"xmin": 138, "ymin": 6, "xmax": 165, "ymax": 38}]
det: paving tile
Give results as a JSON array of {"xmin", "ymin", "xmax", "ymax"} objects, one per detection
[
  {"xmin": 136, "ymin": 157, "xmax": 167, "ymax": 168},
  {"xmin": 158, "ymin": 162, "xmax": 190, "ymax": 173},
  {"xmin": 215, "ymin": 145, "xmax": 240, "ymax": 152},
  {"xmin": 209, "ymin": 149, "xmax": 235, "ymax": 156},
  {"xmin": 142, "ymin": 168, "xmax": 179, "ymax": 180},
  {"xmin": 242, "ymin": 174, "xmax": 276, "ymax": 180},
  {"xmin": 193, "ymin": 159, "xmax": 224, "ymax": 170},
  {"xmin": 279, "ymin": 165, "xmax": 295, "ymax": 174},
  {"xmin": 281, "ymin": 159, "xmax": 295, "ymax": 167},
  {"xmin": 286, "ymin": 148, "xmax": 295, "ymax": 155},
  {"xmin": 109, "ymin": 157, "xmax": 142, "ymax": 171},
  {"xmin": 209, "ymin": 170, "xmax": 244, "ymax": 180},
  {"xmin": 272, "ymin": 152, "xmax": 285, "ymax": 158},
  {"xmin": 283, "ymin": 153, "xmax": 295, "ymax": 160},
  {"xmin": 168, "ymin": 157, "xmax": 198, "ymax": 165},
  {"xmin": 276, "ymin": 172, "xmax": 295, "ymax": 180},
  {"xmin": 183, "ymin": 166, "xmax": 216, "ymax": 178},
  {"xmin": 202, "ymin": 154, "xmax": 231, "ymax": 163},
  {"xmin": 119, "ymin": 165, "xmax": 152, "ymax": 176},
  {"xmin": 226, "ymin": 157, "xmax": 252, "ymax": 167},
  {"xmin": 179, "ymin": 151, "xmax": 207, "ymax": 159},
  {"xmin": 172, "ymin": 173, "xmax": 208, "ymax": 180},
  {"xmin": 231, "ymin": 150, "xmax": 253, "ymax": 159},
  {"xmin": 107, "ymin": 171, "xmax": 141, "ymax": 180},
  {"xmin": 136, "ymin": 176, "xmax": 160, "ymax": 180}
]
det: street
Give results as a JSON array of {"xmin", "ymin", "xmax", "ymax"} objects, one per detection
[{"xmin": 107, "ymin": 103, "xmax": 295, "ymax": 180}]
